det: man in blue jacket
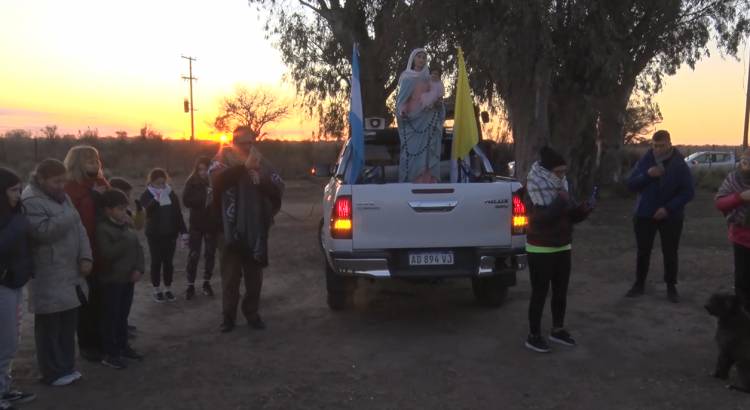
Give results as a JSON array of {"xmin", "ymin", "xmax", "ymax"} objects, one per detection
[{"xmin": 626, "ymin": 130, "xmax": 694, "ymax": 302}]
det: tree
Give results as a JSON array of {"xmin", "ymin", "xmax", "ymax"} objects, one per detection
[
  {"xmin": 3, "ymin": 129, "xmax": 32, "ymax": 139},
  {"xmin": 248, "ymin": 0, "xmax": 453, "ymax": 135},
  {"xmin": 213, "ymin": 87, "xmax": 289, "ymax": 140},
  {"xmin": 40, "ymin": 125, "xmax": 58, "ymax": 139},
  {"xmin": 115, "ymin": 130, "xmax": 128, "ymax": 139},
  {"xmin": 623, "ymin": 96, "xmax": 663, "ymax": 145},
  {"xmin": 445, "ymin": 0, "xmax": 750, "ymax": 194},
  {"xmin": 139, "ymin": 123, "xmax": 162, "ymax": 140}
]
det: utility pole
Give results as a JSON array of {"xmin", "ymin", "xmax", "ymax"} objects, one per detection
[
  {"xmin": 181, "ymin": 55, "xmax": 197, "ymax": 142},
  {"xmin": 744, "ymin": 46, "xmax": 750, "ymax": 150}
]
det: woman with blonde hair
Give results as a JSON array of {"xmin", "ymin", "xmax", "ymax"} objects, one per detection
[{"xmin": 63, "ymin": 145, "xmax": 109, "ymax": 363}]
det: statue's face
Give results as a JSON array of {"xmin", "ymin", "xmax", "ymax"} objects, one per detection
[{"xmin": 413, "ymin": 52, "xmax": 427, "ymax": 70}]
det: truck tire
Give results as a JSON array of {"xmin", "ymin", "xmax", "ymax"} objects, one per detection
[
  {"xmin": 320, "ymin": 219, "xmax": 357, "ymax": 310},
  {"xmin": 472, "ymin": 276, "xmax": 508, "ymax": 307},
  {"xmin": 326, "ymin": 264, "xmax": 357, "ymax": 310}
]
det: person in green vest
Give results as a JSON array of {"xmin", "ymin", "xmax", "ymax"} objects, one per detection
[{"xmin": 524, "ymin": 147, "xmax": 593, "ymax": 353}]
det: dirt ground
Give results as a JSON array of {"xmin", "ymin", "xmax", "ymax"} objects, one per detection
[{"xmin": 9, "ymin": 180, "xmax": 750, "ymax": 410}]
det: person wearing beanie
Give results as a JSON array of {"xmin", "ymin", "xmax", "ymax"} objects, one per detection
[
  {"xmin": 524, "ymin": 146, "xmax": 593, "ymax": 353},
  {"xmin": 626, "ymin": 130, "xmax": 694, "ymax": 302},
  {"xmin": 715, "ymin": 149, "xmax": 750, "ymax": 307}
]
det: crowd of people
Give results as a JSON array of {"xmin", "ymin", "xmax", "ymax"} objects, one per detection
[
  {"xmin": 0, "ymin": 126, "xmax": 284, "ymax": 410},
  {"xmin": 522, "ymin": 130, "xmax": 699, "ymax": 353},
  {"xmin": 2, "ymin": 122, "xmax": 750, "ymax": 406}
]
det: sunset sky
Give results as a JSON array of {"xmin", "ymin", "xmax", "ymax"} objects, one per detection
[{"xmin": 0, "ymin": 0, "xmax": 748, "ymax": 145}]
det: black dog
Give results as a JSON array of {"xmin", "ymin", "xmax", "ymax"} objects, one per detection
[{"xmin": 705, "ymin": 292, "xmax": 750, "ymax": 392}]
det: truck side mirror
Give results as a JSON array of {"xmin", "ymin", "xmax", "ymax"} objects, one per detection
[{"xmin": 481, "ymin": 111, "xmax": 490, "ymax": 124}]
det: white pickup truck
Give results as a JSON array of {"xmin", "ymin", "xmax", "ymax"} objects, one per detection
[{"xmin": 318, "ymin": 128, "xmax": 528, "ymax": 310}]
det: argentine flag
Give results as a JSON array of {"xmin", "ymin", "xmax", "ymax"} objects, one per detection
[{"xmin": 345, "ymin": 43, "xmax": 365, "ymax": 184}]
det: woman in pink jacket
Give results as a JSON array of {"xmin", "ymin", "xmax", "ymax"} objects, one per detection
[{"xmin": 715, "ymin": 149, "xmax": 750, "ymax": 306}]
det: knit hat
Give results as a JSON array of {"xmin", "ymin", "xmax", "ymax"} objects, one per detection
[{"xmin": 540, "ymin": 146, "xmax": 566, "ymax": 170}]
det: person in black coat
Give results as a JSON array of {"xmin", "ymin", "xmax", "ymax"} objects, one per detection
[
  {"xmin": 139, "ymin": 168, "xmax": 187, "ymax": 303},
  {"xmin": 0, "ymin": 167, "xmax": 36, "ymax": 405},
  {"xmin": 182, "ymin": 157, "xmax": 219, "ymax": 300}
]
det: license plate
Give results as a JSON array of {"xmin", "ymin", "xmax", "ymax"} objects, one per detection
[{"xmin": 409, "ymin": 251, "xmax": 454, "ymax": 266}]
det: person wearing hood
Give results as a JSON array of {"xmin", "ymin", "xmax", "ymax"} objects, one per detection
[
  {"xmin": 715, "ymin": 149, "xmax": 750, "ymax": 307},
  {"xmin": 524, "ymin": 147, "xmax": 593, "ymax": 353},
  {"xmin": 395, "ymin": 48, "xmax": 446, "ymax": 183},
  {"xmin": 22, "ymin": 159, "xmax": 92, "ymax": 387},
  {"xmin": 626, "ymin": 130, "xmax": 694, "ymax": 302}
]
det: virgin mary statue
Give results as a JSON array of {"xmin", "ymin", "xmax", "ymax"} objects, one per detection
[{"xmin": 395, "ymin": 48, "xmax": 445, "ymax": 183}]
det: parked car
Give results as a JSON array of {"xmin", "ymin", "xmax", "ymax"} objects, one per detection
[{"xmin": 684, "ymin": 151, "xmax": 737, "ymax": 172}]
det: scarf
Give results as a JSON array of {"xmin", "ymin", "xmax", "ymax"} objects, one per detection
[
  {"xmin": 526, "ymin": 161, "xmax": 569, "ymax": 206},
  {"xmin": 717, "ymin": 170, "xmax": 750, "ymax": 226},
  {"xmin": 217, "ymin": 164, "xmax": 271, "ymax": 266},
  {"xmin": 654, "ymin": 148, "xmax": 674, "ymax": 165},
  {"xmin": 147, "ymin": 185, "xmax": 173, "ymax": 206}
]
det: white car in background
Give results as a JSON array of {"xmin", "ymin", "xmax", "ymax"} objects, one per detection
[{"xmin": 684, "ymin": 151, "xmax": 737, "ymax": 172}]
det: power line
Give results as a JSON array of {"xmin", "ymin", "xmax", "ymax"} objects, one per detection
[{"xmin": 181, "ymin": 55, "xmax": 197, "ymax": 142}]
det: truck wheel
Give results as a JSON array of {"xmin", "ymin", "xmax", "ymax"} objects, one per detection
[
  {"xmin": 326, "ymin": 263, "xmax": 357, "ymax": 310},
  {"xmin": 472, "ymin": 276, "xmax": 508, "ymax": 307},
  {"xmin": 321, "ymin": 219, "xmax": 357, "ymax": 310}
]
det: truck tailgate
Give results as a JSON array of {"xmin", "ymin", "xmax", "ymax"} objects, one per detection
[{"xmin": 351, "ymin": 183, "xmax": 513, "ymax": 250}]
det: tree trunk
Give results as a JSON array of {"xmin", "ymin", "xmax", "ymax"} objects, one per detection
[
  {"xmin": 359, "ymin": 44, "xmax": 391, "ymax": 123},
  {"xmin": 548, "ymin": 91, "xmax": 598, "ymax": 198},
  {"xmin": 508, "ymin": 68, "xmax": 553, "ymax": 185},
  {"xmin": 595, "ymin": 85, "xmax": 633, "ymax": 186}
]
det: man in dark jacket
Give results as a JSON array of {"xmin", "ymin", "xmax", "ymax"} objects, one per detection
[
  {"xmin": 626, "ymin": 130, "xmax": 694, "ymax": 302},
  {"xmin": 210, "ymin": 126, "xmax": 284, "ymax": 333}
]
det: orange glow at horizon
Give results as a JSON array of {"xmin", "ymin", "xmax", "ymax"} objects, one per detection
[{"xmin": 0, "ymin": 2, "xmax": 748, "ymax": 146}]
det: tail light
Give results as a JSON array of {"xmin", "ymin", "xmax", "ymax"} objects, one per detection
[
  {"xmin": 512, "ymin": 193, "xmax": 528, "ymax": 235},
  {"xmin": 331, "ymin": 196, "xmax": 353, "ymax": 239}
]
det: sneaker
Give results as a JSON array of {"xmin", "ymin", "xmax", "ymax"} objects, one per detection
[
  {"xmin": 122, "ymin": 346, "xmax": 144, "ymax": 361},
  {"xmin": 549, "ymin": 329, "xmax": 577, "ymax": 346},
  {"xmin": 202, "ymin": 282, "xmax": 214, "ymax": 297},
  {"xmin": 220, "ymin": 321, "xmax": 235, "ymax": 333},
  {"xmin": 3, "ymin": 389, "xmax": 36, "ymax": 404},
  {"xmin": 667, "ymin": 285, "xmax": 680, "ymax": 303},
  {"xmin": 152, "ymin": 292, "xmax": 165, "ymax": 303},
  {"xmin": 101, "ymin": 356, "xmax": 127, "ymax": 370},
  {"xmin": 80, "ymin": 348, "xmax": 103, "ymax": 362},
  {"xmin": 186, "ymin": 285, "xmax": 196, "ymax": 300},
  {"xmin": 625, "ymin": 283, "xmax": 645, "ymax": 298},
  {"xmin": 0, "ymin": 400, "xmax": 15, "ymax": 410},
  {"xmin": 51, "ymin": 373, "xmax": 79, "ymax": 387},
  {"xmin": 165, "ymin": 290, "xmax": 176, "ymax": 302},
  {"xmin": 249, "ymin": 315, "xmax": 266, "ymax": 330},
  {"xmin": 525, "ymin": 334, "xmax": 551, "ymax": 353}
]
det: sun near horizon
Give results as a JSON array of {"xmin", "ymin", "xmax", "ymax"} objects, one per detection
[{"xmin": 1, "ymin": 1, "xmax": 749, "ymax": 145}]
